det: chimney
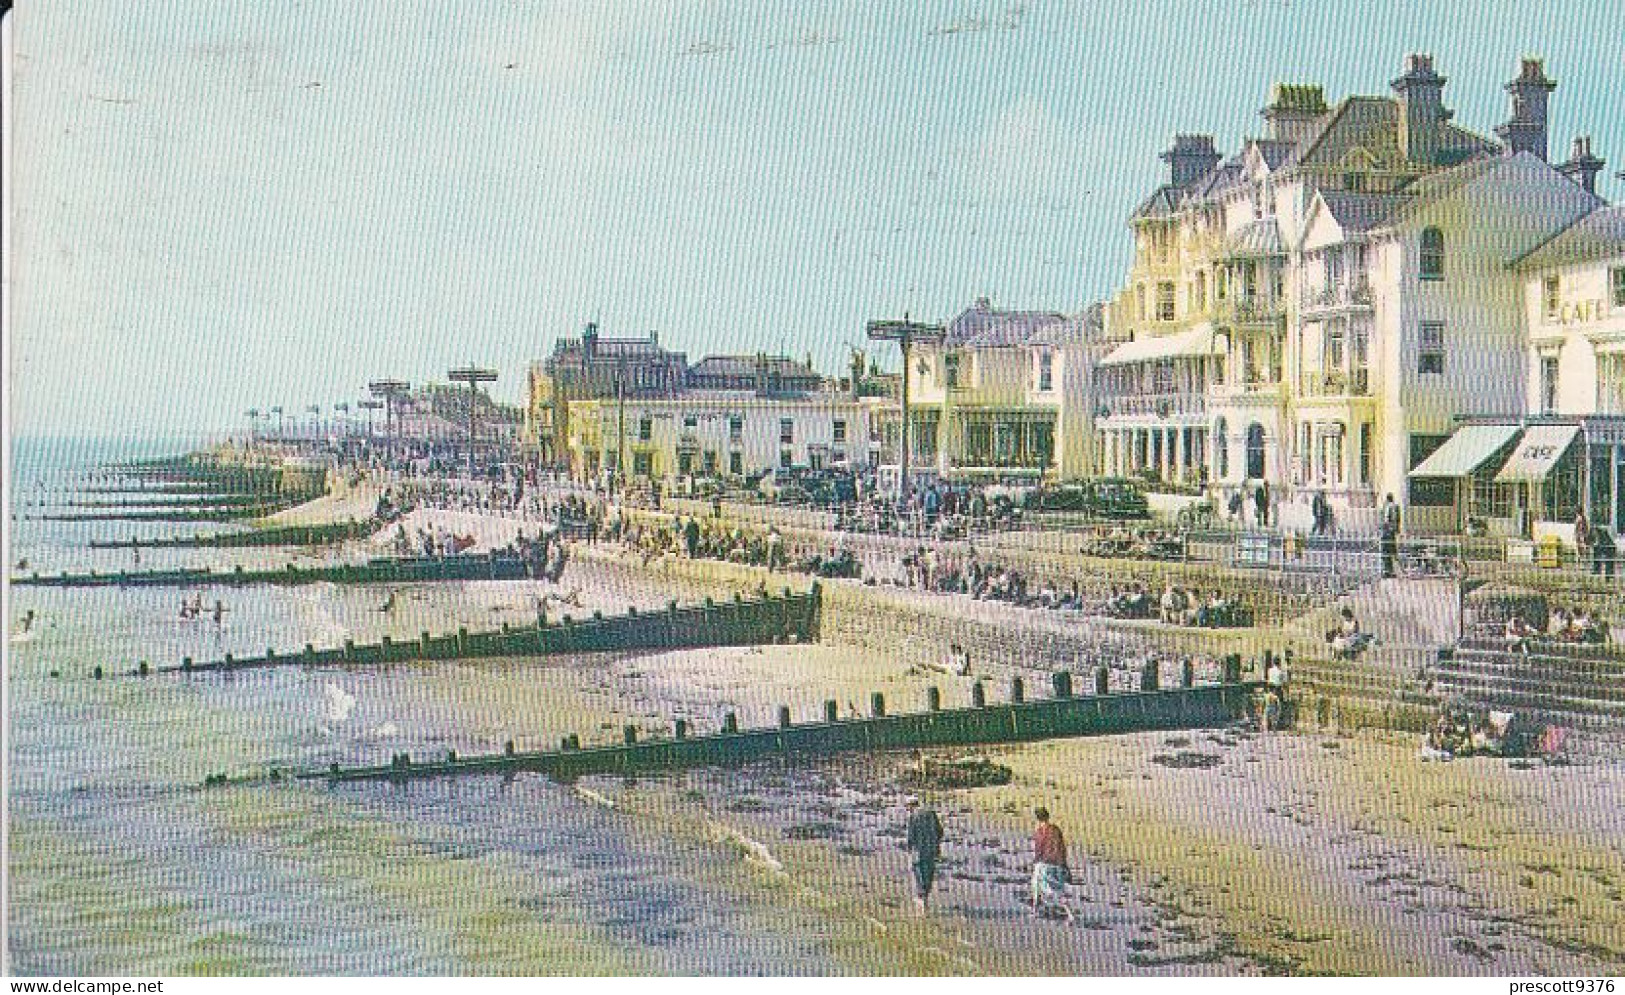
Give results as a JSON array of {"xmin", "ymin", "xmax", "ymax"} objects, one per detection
[
  {"xmin": 1558, "ymin": 136, "xmax": 1605, "ymax": 195},
  {"xmin": 1495, "ymin": 58, "xmax": 1557, "ymax": 161},
  {"xmin": 1160, "ymin": 134, "xmax": 1221, "ymax": 188},
  {"xmin": 650, "ymin": 329, "xmax": 659, "ymax": 347},
  {"xmin": 1261, "ymin": 84, "xmax": 1328, "ymax": 145},
  {"xmin": 974, "ymin": 296, "xmax": 992, "ymax": 311},
  {"xmin": 582, "ymin": 321, "xmax": 598, "ymax": 356},
  {"xmin": 1391, "ymin": 54, "xmax": 1450, "ymax": 166}
]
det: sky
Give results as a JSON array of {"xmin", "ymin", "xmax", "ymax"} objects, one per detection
[{"xmin": 6, "ymin": 0, "xmax": 1624, "ymax": 438}]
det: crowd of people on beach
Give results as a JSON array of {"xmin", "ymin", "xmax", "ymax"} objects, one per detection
[
  {"xmin": 1501, "ymin": 605, "xmax": 1609, "ymax": 655},
  {"xmin": 1103, "ymin": 582, "xmax": 1251, "ymax": 629}
]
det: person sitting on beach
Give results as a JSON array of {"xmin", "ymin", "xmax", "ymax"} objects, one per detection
[
  {"xmin": 1504, "ymin": 614, "xmax": 1534, "ymax": 656},
  {"xmin": 1159, "ymin": 583, "xmax": 1181, "ymax": 624},
  {"xmin": 1329, "ymin": 608, "xmax": 1365, "ymax": 658},
  {"xmin": 1198, "ymin": 589, "xmax": 1228, "ymax": 628},
  {"xmin": 1550, "ymin": 608, "xmax": 1574, "ymax": 640}
]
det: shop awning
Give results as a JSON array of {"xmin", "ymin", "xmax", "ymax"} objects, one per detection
[
  {"xmin": 1099, "ymin": 324, "xmax": 1223, "ymax": 367},
  {"xmin": 1494, "ymin": 424, "xmax": 1581, "ymax": 483},
  {"xmin": 1407, "ymin": 424, "xmax": 1520, "ymax": 478}
]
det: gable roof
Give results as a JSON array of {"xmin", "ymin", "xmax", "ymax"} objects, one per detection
[
  {"xmin": 1512, "ymin": 205, "xmax": 1625, "ymax": 271},
  {"xmin": 1131, "ymin": 184, "xmax": 1183, "ymax": 220},
  {"xmin": 688, "ymin": 354, "xmax": 820, "ymax": 381},
  {"xmin": 1222, "ymin": 217, "xmax": 1286, "ymax": 257},
  {"xmin": 1027, "ymin": 302, "xmax": 1106, "ymax": 348},
  {"xmin": 1284, "ymin": 95, "xmax": 1495, "ymax": 173}
]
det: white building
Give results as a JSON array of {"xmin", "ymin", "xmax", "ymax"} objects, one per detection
[
  {"xmin": 565, "ymin": 391, "xmax": 882, "ymax": 486},
  {"xmin": 1097, "ymin": 56, "xmax": 1610, "ymax": 533}
]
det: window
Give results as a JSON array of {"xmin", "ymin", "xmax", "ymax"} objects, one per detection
[
  {"xmin": 729, "ymin": 451, "xmax": 743, "ymax": 475},
  {"xmin": 1613, "ymin": 267, "xmax": 1625, "ymax": 309},
  {"xmin": 779, "ymin": 449, "xmax": 792, "ymax": 469},
  {"xmin": 1216, "ymin": 267, "xmax": 1228, "ymax": 301},
  {"xmin": 1358, "ymin": 422, "xmax": 1372, "ymax": 485},
  {"xmin": 832, "ymin": 419, "xmax": 847, "ymax": 443},
  {"xmin": 677, "ymin": 452, "xmax": 693, "ymax": 475},
  {"xmin": 1344, "ymin": 172, "xmax": 1365, "ymax": 193},
  {"xmin": 1194, "ymin": 271, "xmax": 1207, "ymax": 311},
  {"xmin": 944, "ymin": 354, "xmax": 961, "ymax": 390},
  {"xmin": 1541, "ymin": 355, "xmax": 1560, "ymax": 414},
  {"xmin": 779, "ymin": 418, "xmax": 794, "ymax": 445},
  {"xmin": 1325, "ymin": 247, "xmax": 1343, "ymax": 288},
  {"xmin": 638, "ymin": 417, "xmax": 652, "ymax": 442},
  {"xmin": 728, "ymin": 416, "xmax": 743, "ymax": 442},
  {"xmin": 682, "ymin": 413, "xmax": 698, "ymax": 430},
  {"xmin": 1419, "ymin": 227, "xmax": 1445, "ymax": 281},
  {"xmin": 1156, "ymin": 282, "xmax": 1176, "ymax": 322},
  {"xmin": 1245, "ymin": 423, "xmax": 1266, "ymax": 480},
  {"xmin": 1544, "ymin": 276, "xmax": 1561, "ymax": 320},
  {"xmin": 1037, "ymin": 352, "xmax": 1054, "ymax": 392},
  {"xmin": 702, "ymin": 451, "xmax": 717, "ymax": 474},
  {"xmin": 1418, "ymin": 321, "xmax": 1445, "ymax": 376},
  {"xmin": 632, "ymin": 452, "xmax": 653, "ymax": 477},
  {"xmin": 1408, "ymin": 434, "xmax": 1454, "ymax": 507}
]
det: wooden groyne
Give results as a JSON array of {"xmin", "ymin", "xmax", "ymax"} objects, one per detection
[
  {"xmin": 14, "ymin": 553, "xmax": 537, "ymax": 589},
  {"xmin": 89, "ymin": 519, "xmax": 378, "ymax": 550},
  {"xmin": 256, "ymin": 669, "xmax": 1258, "ymax": 787},
  {"xmin": 98, "ymin": 586, "xmax": 822, "ymax": 680},
  {"xmin": 37, "ymin": 500, "xmax": 309, "ymax": 523}
]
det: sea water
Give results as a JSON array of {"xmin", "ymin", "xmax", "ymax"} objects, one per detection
[{"xmin": 6, "ymin": 438, "xmax": 832, "ymax": 975}]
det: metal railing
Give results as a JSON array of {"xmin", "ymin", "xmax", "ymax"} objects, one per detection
[
  {"xmin": 1297, "ymin": 368, "xmax": 1372, "ymax": 397},
  {"xmin": 1100, "ymin": 392, "xmax": 1208, "ymax": 418},
  {"xmin": 1299, "ymin": 280, "xmax": 1374, "ymax": 312}
]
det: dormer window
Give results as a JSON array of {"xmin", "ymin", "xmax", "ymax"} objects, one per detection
[
  {"xmin": 1544, "ymin": 276, "xmax": 1561, "ymax": 320},
  {"xmin": 1420, "ymin": 228, "xmax": 1445, "ymax": 281}
]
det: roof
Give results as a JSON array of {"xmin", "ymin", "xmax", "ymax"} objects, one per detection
[
  {"xmin": 1222, "ymin": 218, "xmax": 1286, "ymax": 257},
  {"xmin": 1131, "ymin": 184, "xmax": 1183, "ymax": 220},
  {"xmin": 1513, "ymin": 205, "xmax": 1625, "ymax": 271},
  {"xmin": 1316, "ymin": 190, "xmax": 1411, "ymax": 233},
  {"xmin": 1252, "ymin": 139, "xmax": 1296, "ymax": 171},
  {"xmin": 1099, "ymin": 324, "xmax": 1224, "ymax": 366},
  {"xmin": 1284, "ymin": 96, "xmax": 1495, "ymax": 173},
  {"xmin": 1027, "ymin": 303, "xmax": 1105, "ymax": 348},
  {"xmin": 688, "ymin": 354, "xmax": 820, "ymax": 380},
  {"xmin": 944, "ymin": 304, "xmax": 1068, "ymax": 348}
]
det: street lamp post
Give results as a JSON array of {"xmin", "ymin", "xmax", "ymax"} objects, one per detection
[
  {"xmin": 448, "ymin": 365, "xmax": 499, "ymax": 480},
  {"xmin": 368, "ymin": 380, "xmax": 411, "ymax": 466},
  {"xmin": 245, "ymin": 408, "xmax": 260, "ymax": 443},
  {"xmin": 357, "ymin": 399, "xmax": 383, "ymax": 440},
  {"xmin": 866, "ymin": 314, "xmax": 945, "ymax": 507},
  {"xmin": 271, "ymin": 406, "xmax": 285, "ymax": 441}
]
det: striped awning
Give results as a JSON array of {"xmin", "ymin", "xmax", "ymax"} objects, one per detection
[{"xmin": 1407, "ymin": 424, "xmax": 1520, "ymax": 478}]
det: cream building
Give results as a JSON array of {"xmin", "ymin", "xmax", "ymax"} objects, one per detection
[
  {"xmin": 904, "ymin": 300, "xmax": 1112, "ymax": 484},
  {"xmin": 565, "ymin": 391, "xmax": 878, "ymax": 487},
  {"xmin": 1409, "ymin": 203, "xmax": 1625, "ymax": 543},
  {"xmin": 1097, "ymin": 56, "xmax": 1609, "ymax": 533}
]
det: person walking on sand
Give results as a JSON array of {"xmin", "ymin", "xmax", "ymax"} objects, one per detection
[
  {"xmin": 1030, "ymin": 807, "xmax": 1073, "ymax": 921},
  {"xmin": 905, "ymin": 797, "xmax": 945, "ymax": 916}
]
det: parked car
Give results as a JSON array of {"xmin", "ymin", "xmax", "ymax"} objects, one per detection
[{"xmin": 1037, "ymin": 477, "xmax": 1150, "ymax": 519}]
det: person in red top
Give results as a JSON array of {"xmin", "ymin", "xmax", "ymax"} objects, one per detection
[{"xmin": 1030, "ymin": 807, "xmax": 1073, "ymax": 920}]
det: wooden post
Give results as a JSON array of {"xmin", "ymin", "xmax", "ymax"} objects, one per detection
[
  {"xmin": 927, "ymin": 686, "xmax": 942, "ymax": 711},
  {"xmin": 824, "ymin": 700, "xmax": 839, "ymax": 723},
  {"xmin": 1010, "ymin": 677, "xmax": 1025, "ymax": 704},
  {"xmin": 723, "ymin": 712, "xmax": 739, "ymax": 734},
  {"xmin": 1140, "ymin": 661, "xmax": 1159, "ymax": 692},
  {"xmin": 1052, "ymin": 671, "xmax": 1072, "ymax": 698},
  {"xmin": 1182, "ymin": 659, "xmax": 1196, "ymax": 688},
  {"xmin": 624, "ymin": 725, "xmax": 638, "ymax": 745},
  {"xmin": 971, "ymin": 681, "xmax": 986, "ymax": 708},
  {"xmin": 870, "ymin": 692, "xmax": 886, "ymax": 717},
  {"xmin": 1095, "ymin": 666, "xmax": 1110, "ymax": 695},
  {"xmin": 675, "ymin": 719, "xmax": 689, "ymax": 740},
  {"xmin": 778, "ymin": 706, "xmax": 792, "ymax": 728}
]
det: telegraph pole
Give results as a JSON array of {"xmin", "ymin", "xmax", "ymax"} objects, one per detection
[
  {"xmin": 866, "ymin": 314, "xmax": 945, "ymax": 507},
  {"xmin": 448, "ymin": 365, "xmax": 498, "ymax": 480}
]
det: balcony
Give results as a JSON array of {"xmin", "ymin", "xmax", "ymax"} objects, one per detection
[
  {"xmin": 1099, "ymin": 392, "xmax": 1207, "ymax": 419},
  {"xmin": 1213, "ymin": 295, "xmax": 1284, "ymax": 327},
  {"xmin": 1299, "ymin": 279, "xmax": 1373, "ymax": 315},
  {"xmin": 1297, "ymin": 368, "xmax": 1372, "ymax": 398}
]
